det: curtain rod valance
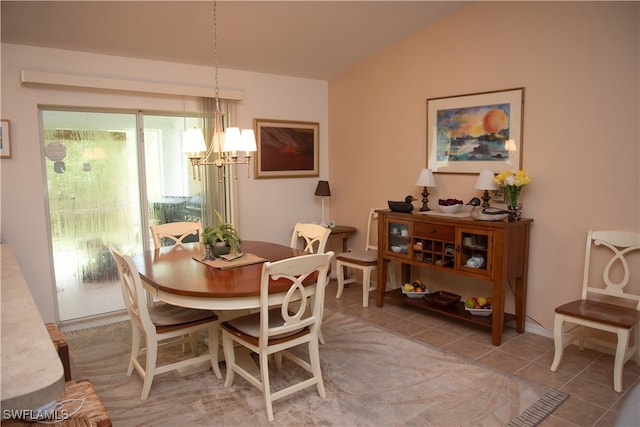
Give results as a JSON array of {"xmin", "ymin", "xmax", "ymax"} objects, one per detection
[{"xmin": 21, "ymin": 70, "xmax": 244, "ymax": 100}]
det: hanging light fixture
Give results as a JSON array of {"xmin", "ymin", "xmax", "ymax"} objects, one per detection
[{"xmin": 183, "ymin": 1, "xmax": 256, "ymax": 180}]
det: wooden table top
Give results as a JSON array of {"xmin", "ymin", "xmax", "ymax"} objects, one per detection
[{"xmin": 132, "ymin": 241, "xmax": 309, "ymax": 299}]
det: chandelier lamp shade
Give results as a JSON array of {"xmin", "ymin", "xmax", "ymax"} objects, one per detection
[
  {"xmin": 414, "ymin": 168, "xmax": 437, "ymax": 211},
  {"xmin": 474, "ymin": 169, "xmax": 497, "ymax": 207},
  {"xmin": 314, "ymin": 180, "xmax": 331, "ymax": 227},
  {"xmin": 183, "ymin": 1, "xmax": 256, "ymax": 180}
]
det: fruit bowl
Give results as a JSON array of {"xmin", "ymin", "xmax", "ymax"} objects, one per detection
[
  {"xmin": 402, "ymin": 288, "xmax": 429, "ymax": 299},
  {"xmin": 401, "ymin": 282, "xmax": 429, "ymax": 299},
  {"xmin": 465, "ymin": 306, "xmax": 492, "ymax": 316},
  {"xmin": 438, "ymin": 204, "xmax": 462, "ymax": 214},
  {"xmin": 437, "ymin": 199, "xmax": 464, "ymax": 214}
]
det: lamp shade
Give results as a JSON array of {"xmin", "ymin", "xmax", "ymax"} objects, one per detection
[
  {"xmin": 223, "ymin": 127, "xmax": 242, "ymax": 152},
  {"xmin": 314, "ymin": 180, "xmax": 331, "ymax": 197},
  {"xmin": 239, "ymin": 129, "xmax": 257, "ymax": 152},
  {"xmin": 182, "ymin": 128, "xmax": 207, "ymax": 153},
  {"xmin": 474, "ymin": 169, "xmax": 497, "ymax": 190},
  {"xmin": 504, "ymin": 139, "xmax": 517, "ymax": 152},
  {"xmin": 415, "ymin": 168, "xmax": 437, "ymax": 187}
]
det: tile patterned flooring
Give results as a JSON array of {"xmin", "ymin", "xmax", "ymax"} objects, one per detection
[{"xmin": 324, "ymin": 281, "xmax": 640, "ymax": 427}]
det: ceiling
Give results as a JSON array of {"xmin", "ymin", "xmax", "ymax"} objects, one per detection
[{"xmin": 1, "ymin": 1, "xmax": 467, "ymax": 80}]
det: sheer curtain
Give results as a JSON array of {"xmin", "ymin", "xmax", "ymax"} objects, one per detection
[{"xmin": 199, "ymin": 97, "xmax": 237, "ymax": 226}]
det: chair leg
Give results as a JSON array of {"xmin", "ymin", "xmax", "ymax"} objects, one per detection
[
  {"xmin": 222, "ymin": 332, "xmax": 236, "ymax": 388},
  {"xmin": 336, "ymin": 262, "xmax": 345, "ymax": 299},
  {"xmin": 128, "ymin": 326, "xmax": 141, "ymax": 376},
  {"xmin": 141, "ymin": 336, "xmax": 157, "ymax": 400},
  {"xmin": 550, "ymin": 314, "xmax": 565, "ymax": 372},
  {"xmin": 362, "ymin": 269, "xmax": 372, "ymax": 308},
  {"xmin": 309, "ymin": 338, "xmax": 326, "ymax": 398},
  {"xmin": 259, "ymin": 353, "xmax": 274, "ymax": 422},
  {"xmin": 613, "ymin": 329, "xmax": 630, "ymax": 393}
]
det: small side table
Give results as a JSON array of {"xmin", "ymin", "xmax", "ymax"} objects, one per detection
[
  {"xmin": 328, "ymin": 225, "xmax": 356, "ymax": 279},
  {"xmin": 328, "ymin": 225, "xmax": 356, "ymax": 253}
]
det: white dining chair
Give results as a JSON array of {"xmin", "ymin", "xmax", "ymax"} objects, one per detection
[
  {"xmin": 107, "ymin": 244, "xmax": 222, "ymax": 400},
  {"xmin": 336, "ymin": 208, "xmax": 397, "ymax": 307},
  {"xmin": 550, "ymin": 230, "xmax": 640, "ymax": 392},
  {"xmin": 290, "ymin": 222, "xmax": 331, "ymax": 254},
  {"xmin": 221, "ymin": 252, "xmax": 333, "ymax": 421}
]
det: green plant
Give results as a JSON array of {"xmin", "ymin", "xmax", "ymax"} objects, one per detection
[{"xmin": 202, "ymin": 210, "xmax": 241, "ymax": 253}]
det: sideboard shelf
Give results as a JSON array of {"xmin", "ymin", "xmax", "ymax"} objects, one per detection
[
  {"xmin": 386, "ymin": 288, "xmax": 517, "ymax": 329},
  {"xmin": 376, "ymin": 209, "xmax": 533, "ymax": 346}
]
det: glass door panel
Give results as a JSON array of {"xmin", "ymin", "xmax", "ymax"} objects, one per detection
[{"xmin": 43, "ymin": 110, "xmax": 141, "ymax": 321}]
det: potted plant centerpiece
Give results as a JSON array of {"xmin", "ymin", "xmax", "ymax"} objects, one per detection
[{"xmin": 202, "ymin": 210, "xmax": 242, "ymax": 259}]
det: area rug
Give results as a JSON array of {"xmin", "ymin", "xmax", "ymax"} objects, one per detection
[{"xmin": 64, "ymin": 308, "xmax": 568, "ymax": 426}]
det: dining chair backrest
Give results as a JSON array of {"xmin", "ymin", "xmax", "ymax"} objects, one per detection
[
  {"xmin": 581, "ymin": 230, "xmax": 640, "ymax": 308},
  {"xmin": 259, "ymin": 252, "xmax": 333, "ymax": 345},
  {"xmin": 150, "ymin": 221, "xmax": 202, "ymax": 248},
  {"xmin": 363, "ymin": 208, "xmax": 383, "ymax": 251},
  {"xmin": 290, "ymin": 223, "xmax": 331, "ymax": 254},
  {"xmin": 108, "ymin": 245, "xmax": 154, "ymax": 331}
]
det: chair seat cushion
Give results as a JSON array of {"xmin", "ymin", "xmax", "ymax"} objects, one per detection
[
  {"xmin": 336, "ymin": 250, "xmax": 377, "ymax": 264},
  {"xmin": 149, "ymin": 303, "xmax": 217, "ymax": 326},
  {"xmin": 555, "ymin": 299, "xmax": 639, "ymax": 329},
  {"xmin": 222, "ymin": 308, "xmax": 305, "ymax": 340}
]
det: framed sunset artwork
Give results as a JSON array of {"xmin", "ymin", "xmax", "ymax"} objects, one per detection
[{"xmin": 427, "ymin": 88, "xmax": 524, "ymax": 174}]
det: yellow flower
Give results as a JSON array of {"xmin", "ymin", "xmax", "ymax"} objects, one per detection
[{"xmin": 494, "ymin": 170, "xmax": 531, "ymax": 188}]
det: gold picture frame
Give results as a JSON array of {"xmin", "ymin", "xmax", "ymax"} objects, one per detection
[
  {"xmin": 1, "ymin": 119, "xmax": 12, "ymax": 159},
  {"xmin": 253, "ymin": 119, "xmax": 319, "ymax": 179}
]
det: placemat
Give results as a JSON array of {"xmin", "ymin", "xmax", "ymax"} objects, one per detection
[{"xmin": 192, "ymin": 253, "xmax": 267, "ymax": 269}]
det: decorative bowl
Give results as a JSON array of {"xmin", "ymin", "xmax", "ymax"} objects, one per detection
[
  {"xmin": 423, "ymin": 291, "xmax": 461, "ymax": 307},
  {"xmin": 438, "ymin": 204, "xmax": 462, "ymax": 214},
  {"xmin": 388, "ymin": 201, "xmax": 414, "ymax": 213},
  {"xmin": 402, "ymin": 286, "xmax": 429, "ymax": 299},
  {"xmin": 465, "ymin": 306, "xmax": 493, "ymax": 316}
]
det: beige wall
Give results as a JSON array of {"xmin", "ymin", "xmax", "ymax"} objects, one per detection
[{"xmin": 329, "ymin": 2, "xmax": 639, "ymax": 332}]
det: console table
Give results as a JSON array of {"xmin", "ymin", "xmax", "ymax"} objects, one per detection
[{"xmin": 375, "ymin": 210, "xmax": 532, "ymax": 346}]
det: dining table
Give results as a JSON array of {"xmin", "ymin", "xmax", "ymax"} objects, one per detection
[{"xmin": 132, "ymin": 240, "xmax": 314, "ymax": 314}]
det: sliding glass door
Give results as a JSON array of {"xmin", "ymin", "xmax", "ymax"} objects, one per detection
[{"xmin": 42, "ymin": 109, "xmax": 203, "ymax": 321}]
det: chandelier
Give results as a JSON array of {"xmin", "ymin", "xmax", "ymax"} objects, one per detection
[{"xmin": 183, "ymin": 1, "xmax": 256, "ymax": 180}]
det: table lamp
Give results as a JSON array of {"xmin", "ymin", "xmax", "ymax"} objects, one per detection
[
  {"xmin": 314, "ymin": 180, "xmax": 331, "ymax": 227},
  {"xmin": 474, "ymin": 169, "xmax": 497, "ymax": 207},
  {"xmin": 414, "ymin": 168, "xmax": 437, "ymax": 211}
]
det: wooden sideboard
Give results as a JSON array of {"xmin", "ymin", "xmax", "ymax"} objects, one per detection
[{"xmin": 376, "ymin": 210, "xmax": 533, "ymax": 345}]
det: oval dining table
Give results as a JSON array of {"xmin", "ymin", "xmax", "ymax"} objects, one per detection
[{"xmin": 132, "ymin": 240, "xmax": 313, "ymax": 312}]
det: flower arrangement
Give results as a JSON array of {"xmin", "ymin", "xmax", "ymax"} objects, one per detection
[{"xmin": 494, "ymin": 170, "xmax": 532, "ymax": 208}]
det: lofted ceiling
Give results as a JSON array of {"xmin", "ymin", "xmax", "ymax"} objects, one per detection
[{"xmin": 1, "ymin": 1, "xmax": 467, "ymax": 80}]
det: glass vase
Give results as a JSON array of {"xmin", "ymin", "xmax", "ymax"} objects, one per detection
[{"xmin": 506, "ymin": 186, "xmax": 522, "ymax": 221}]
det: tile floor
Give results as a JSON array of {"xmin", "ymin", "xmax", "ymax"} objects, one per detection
[{"xmin": 324, "ymin": 281, "xmax": 640, "ymax": 427}]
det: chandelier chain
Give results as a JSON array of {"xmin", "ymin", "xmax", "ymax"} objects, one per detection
[{"xmin": 213, "ymin": 1, "xmax": 219, "ymax": 99}]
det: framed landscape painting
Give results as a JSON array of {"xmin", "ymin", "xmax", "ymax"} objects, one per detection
[
  {"xmin": 427, "ymin": 88, "xmax": 524, "ymax": 174},
  {"xmin": 254, "ymin": 119, "xmax": 319, "ymax": 179}
]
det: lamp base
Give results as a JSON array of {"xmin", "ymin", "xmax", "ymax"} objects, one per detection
[{"xmin": 420, "ymin": 186, "xmax": 431, "ymax": 211}]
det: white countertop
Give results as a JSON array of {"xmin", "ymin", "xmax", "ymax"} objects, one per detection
[{"xmin": 1, "ymin": 245, "xmax": 65, "ymax": 412}]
